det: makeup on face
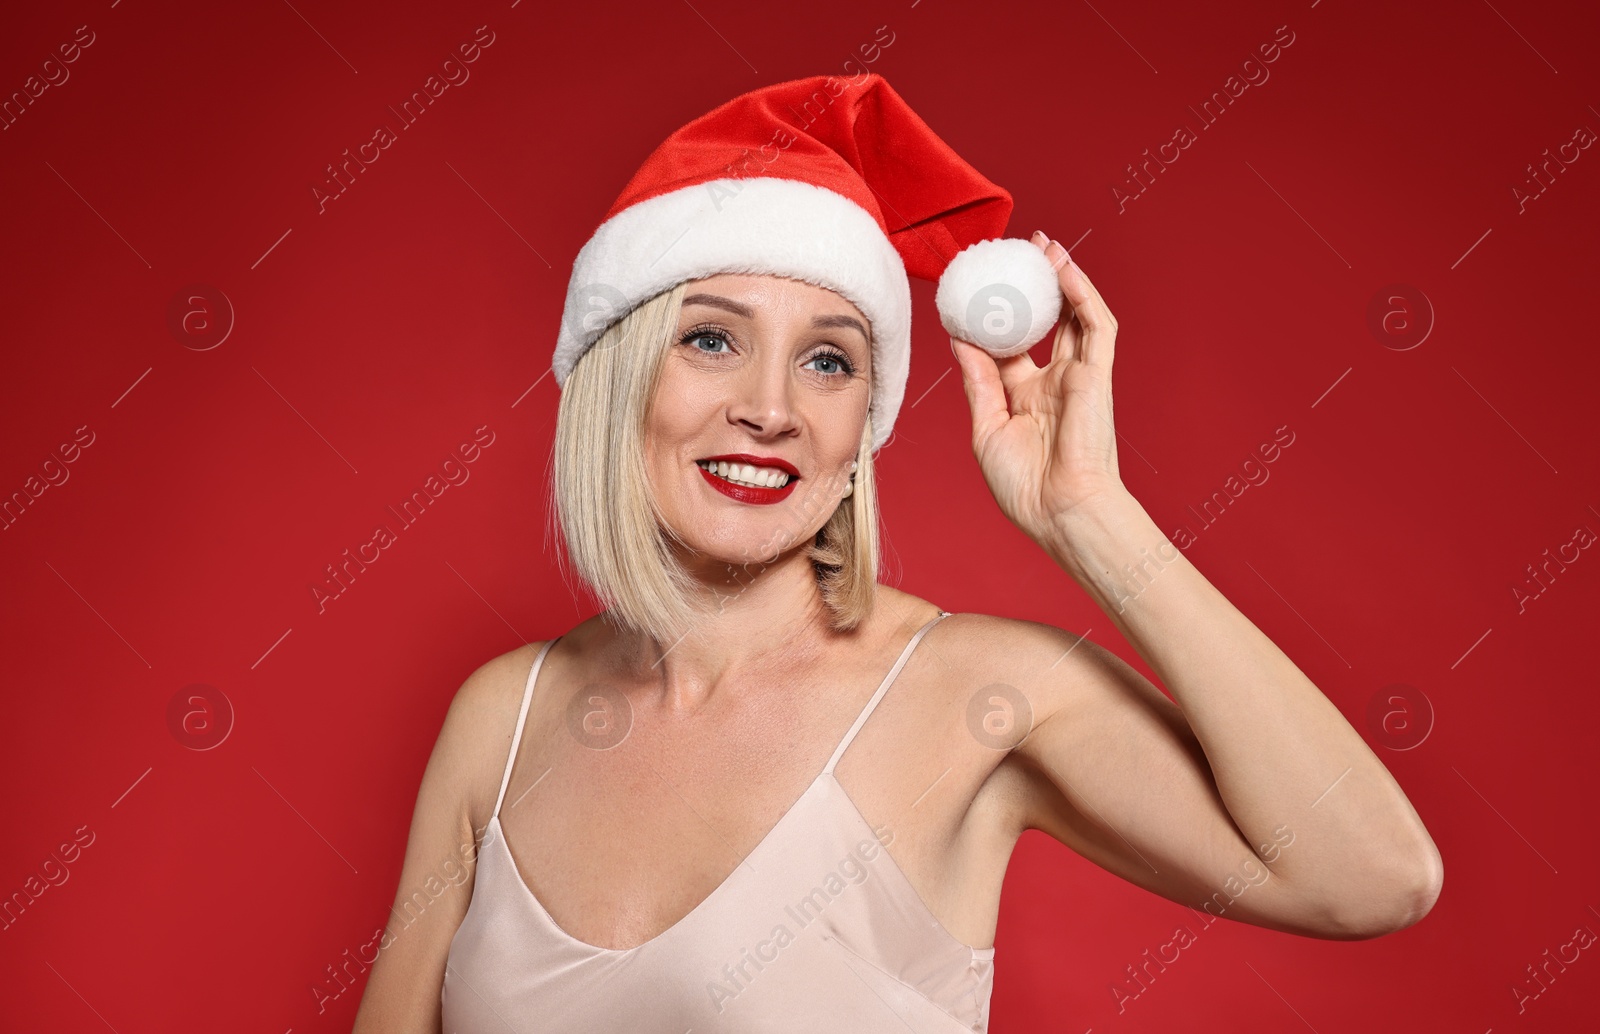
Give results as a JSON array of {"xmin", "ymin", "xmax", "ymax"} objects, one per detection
[{"xmin": 692, "ymin": 453, "xmax": 801, "ymax": 506}]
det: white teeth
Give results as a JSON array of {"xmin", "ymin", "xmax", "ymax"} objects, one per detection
[{"xmin": 698, "ymin": 460, "xmax": 791, "ymax": 489}]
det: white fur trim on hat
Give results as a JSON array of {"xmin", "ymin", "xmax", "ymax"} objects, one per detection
[
  {"xmin": 554, "ymin": 177, "xmax": 911, "ymax": 454},
  {"xmin": 935, "ymin": 237, "xmax": 1063, "ymax": 358}
]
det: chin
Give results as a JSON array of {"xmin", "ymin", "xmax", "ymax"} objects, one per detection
[{"xmin": 668, "ymin": 515, "xmax": 806, "ymax": 570}]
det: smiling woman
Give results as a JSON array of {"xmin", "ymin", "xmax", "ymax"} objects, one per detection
[
  {"xmin": 353, "ymin": 72, "xmax": 1442, "ymax": 1034},
  {"xmin": 551, "ymin": 274, "xmax": 883, "ymax": 645}
]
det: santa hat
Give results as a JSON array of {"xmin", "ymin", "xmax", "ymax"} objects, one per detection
[{"xmin": 552, "ymin": 73, "xmax": 1062, "ymax": 453}]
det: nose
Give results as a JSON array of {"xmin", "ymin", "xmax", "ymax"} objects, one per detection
[{"xmin": 725, "ymin": 350, "xmax": 800, "ymax": 439}]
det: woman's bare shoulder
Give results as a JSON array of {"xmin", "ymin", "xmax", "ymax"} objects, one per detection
[
  {"xmin": 448, "ymin": 613, "xmax": 609, "ymax": 730},
  {"xmin": 892, "ymin": 593, "xmax": 1109, "ymax": 729},
  {"xmin": 877, "ymin": 585, "xmax": 1088, "ymax": 670},
  {"xmin": 437, "ymin": 637, "xmax": 568, "ymax": 835},
  {"xmin": 870, "ymin": 592, "xmax": 1094, "ymax": 843},
  {"xmin": 940, "ymin": 611, "xmax": 1092, "ymax": 662}
]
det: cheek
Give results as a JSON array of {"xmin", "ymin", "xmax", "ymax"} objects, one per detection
[
  {"xmin": 649, "ymin": 369, "xmax": 725, "ymax": 447},
  {"xmin": 642, "ymin": 387, "xmax": 704, "ymax": 498},
  {"xmin": 642, "ymin": 427, "xmax": 684, "ymax": 490}
]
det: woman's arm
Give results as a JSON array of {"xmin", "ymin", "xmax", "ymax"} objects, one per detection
[
  {"xmin": 352, "ymin": 649, "xmax": 532, "ymax": 1032},
  {"xmin": 950, "ymin": 235, "xmax": 1441, "ymax": 937},
  {"xmin": 1011, "ymin": 494, "xmax": 1441, "ymax": 937}
]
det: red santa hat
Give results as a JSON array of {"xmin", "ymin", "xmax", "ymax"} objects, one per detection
[{"xmin": 553, "ymin": 73, "xmax": 1062, "ymax": 453}]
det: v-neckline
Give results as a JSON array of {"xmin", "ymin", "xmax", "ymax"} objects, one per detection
[
  {"xmin": 487, "ymin": 770, "xmax": 991, "ymax": 957},
  {"xmin": 479, "ymin": 608, "xmax": 976, "ymax": 957}
]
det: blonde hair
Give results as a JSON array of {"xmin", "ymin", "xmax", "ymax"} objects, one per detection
[{"xmin": 547, "ymin": 282, "xmax": 880, "ymax": 645}]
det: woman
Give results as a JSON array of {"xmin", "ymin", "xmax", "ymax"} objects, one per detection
[{"xmin": 353, "ymin": 74, "xmax": 1441, "ymax": 1032}]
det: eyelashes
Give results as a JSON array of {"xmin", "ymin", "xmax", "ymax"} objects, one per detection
[
  {"xmin": 677, "ymin": 323, "xmax": 857, "ymax": 377},
  {"xmin": 678, "ymin": 322, "xmax": 731, "ymax": 352},
  {"xmin": 808, "ymin": 346, "xmax": 856, "ymax": 376}
]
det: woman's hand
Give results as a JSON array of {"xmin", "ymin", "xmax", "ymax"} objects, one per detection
[{"xmin": 950, "ymin": 232, "xmax": 1127, "ymax": 546}]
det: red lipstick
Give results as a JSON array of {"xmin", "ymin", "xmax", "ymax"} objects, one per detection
[{"xmin": 696, "ymin": 454, "xmax": 800, "ymax": 506}]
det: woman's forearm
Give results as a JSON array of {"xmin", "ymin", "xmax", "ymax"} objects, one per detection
[{"xmin": 1045, "ymin": 487, "xmax": 1443, "ymax": 928}]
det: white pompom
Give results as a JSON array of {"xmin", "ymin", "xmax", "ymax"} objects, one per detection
[{"xmin": 934, "ymin": 237, "xmax": 1064, "ymax": 358}]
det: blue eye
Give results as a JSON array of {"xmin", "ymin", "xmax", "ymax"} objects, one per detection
[
  {"xmin": 680, "ymin": 325, "xmax": 731, "ymax": 353},
  {"xmin": 806, "ymin": 348, "xmax": 855, "ymax": 376}
]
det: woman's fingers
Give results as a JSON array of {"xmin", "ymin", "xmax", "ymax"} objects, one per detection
[
  {"xmin": 951, "ymin": 336, "xmax": 1009, "ymax": 444},
  {"xmin": 1034, "ymin": 236, "xmax": 1079, "ymax": 367},
  {"xmin": 993, "ymin": 347, "xmax": 1039, "ymax": 402},
  {"xmin": 1050, "ymin": 303, "xmax": 1081, "ymax": 365},
  {"xmin": 1044, "ymin": 240, "xmax": 1116, "ymax": 370}
]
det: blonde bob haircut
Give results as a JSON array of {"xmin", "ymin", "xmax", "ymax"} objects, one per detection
[{"xmin": 548, "ymin": 280, "xmax": 881, "ymax": 647}]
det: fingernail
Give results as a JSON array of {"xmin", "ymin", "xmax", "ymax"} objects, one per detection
[
  {"xmin": 1051, "ymin": 239, "xmax": 1073, "ymax": 266},
  {"xmin": 1031, "ymin": 230, "xmax": 1047, "ymax": 244}
]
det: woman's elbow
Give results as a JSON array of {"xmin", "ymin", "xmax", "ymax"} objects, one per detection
[
  {"xmin": 1390, "ymin": 844, "xmax": 1444, "ymax": 931},
  {"xmin": 1327, "ymin": 845, "xmax": 1444, "ymax": 939}
]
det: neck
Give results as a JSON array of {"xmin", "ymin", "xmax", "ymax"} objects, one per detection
[{"xmin": 607, "ymin": 544, "xmax": 852, "ymax": 714}]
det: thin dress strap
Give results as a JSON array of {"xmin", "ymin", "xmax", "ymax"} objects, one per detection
[
  {"xmin": 493, "ymin": 637, "xmax": 561, "ymax": 818},
  {"xmin": 823, "ymin": 611, "xmax": 951, "ymax": 775}
]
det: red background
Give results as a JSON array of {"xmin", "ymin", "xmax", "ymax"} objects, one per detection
[{"xmin": 3, "ymin": 0, "xmax": 1598, "ymax": 1030}]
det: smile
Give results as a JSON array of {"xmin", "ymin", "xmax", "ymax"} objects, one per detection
[{"xmin": 695, "ymin": 456, "xmax": 800, "ymax": 505}]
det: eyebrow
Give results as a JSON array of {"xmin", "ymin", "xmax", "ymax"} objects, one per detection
[
  {"xmin": 681, "ymin": 293, "xmax": 870, "ymax": 343},
  {"xmin": 682, "ymin": 293, "xmax": 753, "ymax": 318},
  {"xmin": 810, "ymin": 313, "xmax": 870, "ymax": 341}
]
